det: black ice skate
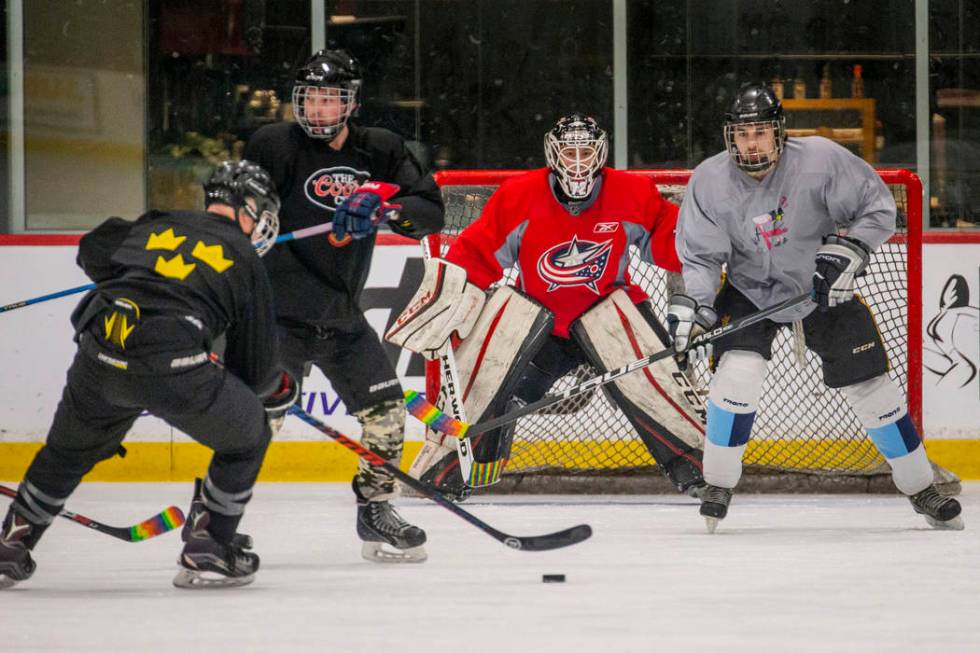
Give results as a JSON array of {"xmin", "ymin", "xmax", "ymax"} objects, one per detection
[
  {"xmin": 700, "ymin": 484, "xmax": 733, "ymax": 534},
  {"xmin": 908, "ymin": 486, "xmax": 964, "ymax": 531},
  {"xmin": 664, "ymin": 456, "xmax": 707, "ymax": 499},
  {"xmin": 182, "ymin": 478, "xmax": 253, "ymax": 549},
  {"xmin": 355, "ymin": 482, "xmax": 427, "ymax": 563},
  {"xmin": 173, "ymin": 510, "xmax": 259, "ymax": 589},
  {"xmin": 0, "ymin": 512, "xmax": 37, "ymax": 590}
]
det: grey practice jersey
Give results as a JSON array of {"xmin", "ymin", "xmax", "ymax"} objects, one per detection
[{"xmin": 676, "ymin": 136, "xmax": 896, "ymax": 322}]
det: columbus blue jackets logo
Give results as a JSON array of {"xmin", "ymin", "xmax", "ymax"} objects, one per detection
[
  {"xmin": 536, "ymin": 235, "xmax": 614, "ymax": 293},
  {"xmin": 304, "ymin": 166, "xmax": 370, "ymax": 211}
]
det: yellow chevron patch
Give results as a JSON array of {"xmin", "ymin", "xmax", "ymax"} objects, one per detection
[
  {"xmin": 146, "ymin": 228, "xmax": 186, "ymax": 251},
  {"xmin": 102, "ymin": 312, "xmax": 136, "ymax": 348},
  {"xmin": 154, "ymin": 254, "xmax": 196, "ymax": 280},
  {"xmin": 191, "ymin": 241, "xmax": 234, "ymax": 273}
]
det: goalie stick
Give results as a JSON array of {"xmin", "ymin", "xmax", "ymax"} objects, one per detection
[
  {"xmin": 288, "ymin": 405, "xmax": 592, "ymax": 552},
  {"xmin": 407, "ymin": 293, "xmax": 812, "ymax": 440},
  {"xmin": 0, "ymin": 484, "xmax": 185, "ymax": 543}
]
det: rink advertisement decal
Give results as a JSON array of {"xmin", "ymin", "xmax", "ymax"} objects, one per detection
[{"xmin": 2, "ymin": 240, "xmax": 980, "ymax": 480}]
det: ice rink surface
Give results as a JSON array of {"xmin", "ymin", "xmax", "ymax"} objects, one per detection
[{"xmin": 1, "ymin": 482, "xmax": 977, "ymax": 653}]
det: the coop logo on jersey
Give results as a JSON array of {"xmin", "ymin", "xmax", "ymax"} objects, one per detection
[
  {"xmin": 304, "ymin": 166, "xmax": 370, "ymax": 211},
  {"xmin": 751, "ymin": 195, "xmax": 789, "ymax": 250},
  {"xmin": 536, "ymin": 235, "xmax": 613, "ymax": 293}
]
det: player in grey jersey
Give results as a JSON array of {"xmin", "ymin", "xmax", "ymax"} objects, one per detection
[{"xmin": 668, "ymin": 83, "xmax": 962, "ymax": 532}]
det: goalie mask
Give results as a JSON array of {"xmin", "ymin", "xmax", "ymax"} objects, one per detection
[
  {"xmin": 723, "ymin": 83, "xmax": 786, "ymax": 177},
  {"xmin": 204, "ymin": 160, "xmax": 281, "ymax": 256},
  {"xmin": 292, "ymin": 49, "xmax": 362, "ymax": 140},
  {"xmin": 544, "ymin": 113, "xmax": 608, "ymax": 200}
]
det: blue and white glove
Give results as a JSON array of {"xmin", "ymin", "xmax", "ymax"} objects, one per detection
[
  {"xmin": 812, "ymin": 234, "xmax": 870, "ymax": 311},
  {"xmin": 666, "ymin": 294, "xmax": 718, "ymax": 370},
  {"xmin": 328, "ymin": 181, "xmax": 401, "ymax": 247}
]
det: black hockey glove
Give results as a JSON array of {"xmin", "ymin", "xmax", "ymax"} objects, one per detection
[
  {"xmin": 812, "ymin": 234, "xmax": 870, "ymax": 311},
  {"xmin": 263, "ymin": 372, "xmax": 299, "ymax": 431},
  {"xmin": 666, "ymin": 294, "xmax": 718, "ymax": 371},
  {"xmin": 329, "ymin": 182, "xmax": 402, "ymax": 247}
]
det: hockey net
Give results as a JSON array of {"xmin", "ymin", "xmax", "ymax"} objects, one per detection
[{"xmin": 426, "ymin": 169, "xmax": 939, "ymax": 492}]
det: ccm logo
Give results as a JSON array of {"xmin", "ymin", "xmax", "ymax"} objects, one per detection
[{"xmin": 852, "ymin": 342, "xmax": 876, "ymax": 354}]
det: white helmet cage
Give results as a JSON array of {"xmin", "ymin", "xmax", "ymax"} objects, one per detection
[
  {"xmin": 292, "ymin": 85, "xmax": 359, "ymax": 140},
  {"xmin": 544, "ymin": 113, "xmax": 609, "ymax": 199}
]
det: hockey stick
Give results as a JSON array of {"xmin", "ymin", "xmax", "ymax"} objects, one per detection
[
  {"xmin": 0, "ymin": 484, "xmax": 185, "ymax": 543},
  {"xmin": 0, "ymin": 221, "xmax": 339, "ymax": 315},
  {"xmin": 288, "ymin": 405, "xmax": 592, "ymax": 552},
  {"xmin": 407, "ymin": 293, "xmax": 812, "ymax": 439}
]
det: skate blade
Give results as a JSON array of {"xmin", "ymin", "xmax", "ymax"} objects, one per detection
[
  {"xmin": 924, "ymin": 514, "xmax": 965, "ymax": 531},
  {"xmin": 704, "ymin": 517, "xmax": 720, "ymax": 534},
  {"xmin": 0, "ymin": 575, "xmax": 20, "ymax": 590},
  {"xmin": 172, "ymin": 567, "xmax": 255, "ymax": 589},
  {"xmin": 361, "ymin": 541, "xmax": 428, "ymax": 564}
]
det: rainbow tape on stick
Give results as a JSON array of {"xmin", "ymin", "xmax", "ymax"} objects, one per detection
[
  {"xmin": 404, "ymin": 390, "xmax": 469, "ymax": 438},
  {"xmin": 130, "ymin": 506, "xmax": 185, "ymax": 542},
  {"xmin": 468, "ymin": 459, "xmax": 507, "ymax": 486}
]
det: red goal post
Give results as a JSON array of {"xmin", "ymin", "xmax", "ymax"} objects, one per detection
[{"xmin": 425, "ymin": 169, "xmax": 924, "ymax": 491}]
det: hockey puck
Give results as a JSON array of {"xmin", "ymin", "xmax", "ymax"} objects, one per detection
[{"xmin": 542, "ymin": 574, "xmax": 565, "ymax": 583}]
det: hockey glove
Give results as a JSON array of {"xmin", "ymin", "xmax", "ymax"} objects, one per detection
[
  {"xmin": 329, "ymin": 181, "xmax": 402, "ymax": 247},
  {"xmin": 666, "ymin": 294, "xmax": 718, "ymax": 370},
  {"xmin": 263, "ymin": 371, "xmax": 299, "ymax": 433},
  {"xmin": 812, "ymin": 234, "xmax": 870, "ymax": 311}
]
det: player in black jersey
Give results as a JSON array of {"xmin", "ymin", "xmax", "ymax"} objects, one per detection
[
  {"xmin": 0, "ymin": 161, "xmax": 297, "ymax": 590},
  {"xmin": 244, "ymin": 49, "xmax": 444, "ymax": 563}
]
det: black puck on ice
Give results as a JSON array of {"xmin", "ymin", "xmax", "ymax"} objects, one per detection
[{"xmin": 542, "ymin": 574, "xmax": 566, "ymax": 583}]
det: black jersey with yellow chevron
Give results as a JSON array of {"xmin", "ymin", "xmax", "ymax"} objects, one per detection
[{"xmin": 73, "ymin": 210, "xmax": 279, "ymax": 396}]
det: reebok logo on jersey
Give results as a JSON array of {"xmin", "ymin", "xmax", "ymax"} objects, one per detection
[
  {"xmin": 594, "ymin": 222, "xmax": 619, "ymax": 233},
  {"xmin": 536, "ymin": 235, "xmax": 613, "ymax": 293},
  {"xmin": 304, "ymin": 166, "xmax": 370, "ymax": 211}
]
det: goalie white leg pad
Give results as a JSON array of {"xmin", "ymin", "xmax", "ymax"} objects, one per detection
[
  {"xmin": 572, "ymin": 290, "xmax": 706, "ymax": 450},
  {"xmin": 407, "ymin": 286, "xmax": 553, "ymax": 482}
]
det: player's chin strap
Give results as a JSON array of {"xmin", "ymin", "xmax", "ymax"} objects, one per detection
[{"xmin": 407, "ymin": 293, "xmax": 812, "ymax": 441}]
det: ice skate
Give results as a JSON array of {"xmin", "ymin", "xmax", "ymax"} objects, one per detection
[
  {"xmin": 665, "ymin": 456, "xmax": 706, "ymax": 499},
  {"xmin": 355, "ymin": 482, "xmax": 427, "ymax": 563},
  {"xmin": 699, "ymin": 484, "xmax": 733, "ymax": 534},
  {"xmin": 0, "ymin": 511, "xmax": 37, "ymax": 590},
  {"xmin": 173, "ymin": 510, "xmax": 259, "ymax": 589},
  {"xmin": 182, "ymin": 478, "xmax": 253, "ymax": 549},
  {"xmin": 908, "ymin": 486, "xmax": 964, "ymax": 531}
]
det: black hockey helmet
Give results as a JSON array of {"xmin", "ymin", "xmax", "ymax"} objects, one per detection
[
  {"xmin": 203, "ymin": 160, "xmax": 281, "ymax": 256},
  {"xmin": 544, "ymin": 113, "xmax": 608, "ymax": 200},
  {"xmin": 723, "ymin": 83, "xmax": 786, "ymax": 176},
  {"xmin": 292, "ymin": 49, "xmax": 362, "ymax": 140}
]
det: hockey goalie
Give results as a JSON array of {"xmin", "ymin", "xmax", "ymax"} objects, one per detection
[{"xmin": 386, "ymin": 113, "xmax": 706, "ymax": 500}]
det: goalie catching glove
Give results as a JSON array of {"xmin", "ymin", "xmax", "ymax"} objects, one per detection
[
  {"xmin": 329, "ymin": 181, "xmax": 402, "ymax": 246},
  {"xmin": 666, "ymin": 294, "xmax": 718, "ymax": 370},
  {"xmin": 385, "ymin": 258, "xmax": 486, "ymax": 359},
  {"xmin": 812, "ymin": 234, "xmax": 870, "ymax": 310}
]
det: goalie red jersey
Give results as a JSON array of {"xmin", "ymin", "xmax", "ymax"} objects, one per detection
[{"xmin": 444, "ymin": 167, "xmax": 681, "ymax": 337}]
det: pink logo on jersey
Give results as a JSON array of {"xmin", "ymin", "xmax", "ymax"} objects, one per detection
[
  {"xmin": 751, "ymin": 196, "xmax": 789, "ymax": 250},
  {"xmin": 304, "ymin": 166, "xmax": 370, "ymax": 211},
  {"xmin": 537, "ymin": 235, "xmax": 614, "ymax": 293}
]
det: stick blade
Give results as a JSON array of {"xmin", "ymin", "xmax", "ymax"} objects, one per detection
[
  {"xmin": 128, "ymin": 506, "xmax": 186, "ymax": 542},
  {"xmin": 507, "ymin": 524, "xmax": 593, "ymax": 552}
]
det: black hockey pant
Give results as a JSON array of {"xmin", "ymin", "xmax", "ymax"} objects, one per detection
[{"xmin": 15, "ymin": 348, "xmax": 271, "ymax": 543}]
